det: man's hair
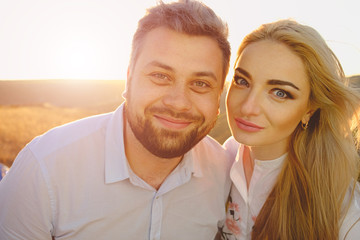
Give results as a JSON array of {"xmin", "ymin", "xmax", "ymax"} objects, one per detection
[{"xmin": 129, "ymin": 0, "xmax": 230, "ymax": 87}]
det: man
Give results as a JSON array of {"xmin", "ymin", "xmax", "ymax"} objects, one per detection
[{"xmin": 0, "ymin": 1, "xmax": 232, "ymax": 239}]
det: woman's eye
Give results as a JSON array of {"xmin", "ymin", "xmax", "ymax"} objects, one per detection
[
  {"xmin": 273, "ymin": 89, "xmax": 292, "ymax": 99},
  {"xmin": 233, "ymin": 76, "xmax": 249, "ymax": 87}
]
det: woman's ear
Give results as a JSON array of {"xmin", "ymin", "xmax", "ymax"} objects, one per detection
[{"xmin": 301, "ymin": 108, "xmax": 316, "ymax": 124}]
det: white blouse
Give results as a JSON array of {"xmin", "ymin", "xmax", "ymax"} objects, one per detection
[{"xmin": 218, "ymin": 137, "xmax": 360, "ymax": 240}]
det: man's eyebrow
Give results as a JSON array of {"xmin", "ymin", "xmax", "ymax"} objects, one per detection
[
  {"xmin": 268, "ymin": 79, "xmax": 300, "ymax": 90},
  {"xmin": 146, "ymin": 61, "xmax": 174, "ymax": 71},
  {"xmin": 193, "ymin": 71, "xmax": 218, "ymax": 82},
  {"xmin": 147, "ymin": 61, "xmax": 218, "ymax": 82},
  {"xmin": 235, "ymin": 67, "xmax": 252, "ymax": 79}
]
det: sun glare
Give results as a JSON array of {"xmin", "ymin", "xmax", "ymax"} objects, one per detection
[
  {"xmin": 0, "ymin": 0, "xmax": 359, "ymax": 80},
  {"xmin": 55, "ymin": 36, "xmax": 102, "ymax": 80}
]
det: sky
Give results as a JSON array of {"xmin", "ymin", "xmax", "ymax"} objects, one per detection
[{"xmin": 0, "ymin": 0, "xmax": 359, "ymax": 81}]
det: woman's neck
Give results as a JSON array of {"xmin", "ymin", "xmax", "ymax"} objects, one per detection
[
  {"xmin": 243, "ymin": 146, "xmax": 254, "ymax": 189},
  {"xmin": 242, "ymin": 144, "xmax": 288, "ymax": 189},
  {"xmin": 248, "ymin": 142, "xmax": 288, "ymax": 161}
]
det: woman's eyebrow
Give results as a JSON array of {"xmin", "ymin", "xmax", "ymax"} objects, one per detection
[
  {"xmin": 234, "ymin": 67, "xmax": 252, "ymax": 79},
  {"xmin": 268, "ymin": 79, "xmax": 300, "ymax": 90},
  {"xmin": 235, "ymin": 67, "xmax": 300, "ymax": 91}
]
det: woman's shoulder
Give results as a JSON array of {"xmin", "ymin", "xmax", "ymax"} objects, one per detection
[
  {"xmin": 340, "ymin": 182, "xmax": 360, "ymax": 240},
  {"xmin": 343, "ymin": 219, "xmax": 360, "ymax": 240}
]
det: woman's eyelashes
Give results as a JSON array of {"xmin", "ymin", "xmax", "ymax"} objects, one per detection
[
  {"xmin": 233, "ymin": 74, "xmax": 294, "ymax": 100},
  {"xmin": 233, "ymin": 75, "xmax": 249, "ymax": 87},
  {"xmin": 271, "ymin": 88, "xmax": 294, "ymax": 99}
]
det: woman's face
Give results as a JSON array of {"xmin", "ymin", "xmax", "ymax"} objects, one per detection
[{"xmin": 226, "ymin": 40, "xmax": 313, "ymax": 158}]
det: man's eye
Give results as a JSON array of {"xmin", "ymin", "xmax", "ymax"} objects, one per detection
[
  {"xmin": 149, "ymin": 72, "xmax": 171, "ymax": 85},
  {"xmin": 233, "ymin": 76, "xmax": 249, "ymax": 87},
  {"xmin": 193, "ymin": 81, "xmax": 209, "ymax": 88},
  {"xmin": 152, "ymin": 73, "xmax": 169, "ymax": 80},
  {"xmin": 190, "ymin": 80, "xmax": 212, "ymax": 93}
]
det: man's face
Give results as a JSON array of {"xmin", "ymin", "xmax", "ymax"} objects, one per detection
[{"xmin": 124, "ymin": 27, "xmax": 224, "ymax": 158}]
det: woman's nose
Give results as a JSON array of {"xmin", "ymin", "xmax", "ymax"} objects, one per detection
[{"xmin": 240, "ymin": 89, "xmax": 262, "ymax": 116}]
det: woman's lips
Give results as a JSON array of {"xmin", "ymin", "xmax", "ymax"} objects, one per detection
[
  {"xmin": 154, "ymin": 115, "xmax": 192, "ymax": 130},
  {"xmin": 235, "ymin": 118, "xmax": 264, "ymax": 132}
]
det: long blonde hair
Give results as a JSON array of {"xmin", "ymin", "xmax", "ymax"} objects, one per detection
[{"xmin": 235, "ymin": 19, "xmax": 360, "ymax": 240}]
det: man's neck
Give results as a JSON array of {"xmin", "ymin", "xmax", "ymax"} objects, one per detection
[{"xmin": 123, "ymin": 119, "xmax": 183, "ymax": 190}]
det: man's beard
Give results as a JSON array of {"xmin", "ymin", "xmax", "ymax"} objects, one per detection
[{"xmin": 125, "ymin": 104, "xmax": 216, "ymax": 158}]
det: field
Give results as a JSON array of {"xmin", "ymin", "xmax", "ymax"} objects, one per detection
[
  {"xmin": 0, "ymin": 80, "xmax": 231, "ymax": 167},
  {"xmin": 0, "ymin": 105, "xmax": 100, "ymax": 167}
]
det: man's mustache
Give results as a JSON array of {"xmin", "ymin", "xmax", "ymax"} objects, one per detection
[{"xmin": 146, "ymin": 106, "xmax": 203, "ymax": 122}]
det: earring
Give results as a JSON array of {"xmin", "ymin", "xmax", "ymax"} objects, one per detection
[{"xmin": 301, "ymin": 121, "xmax": 308, "ymax": 130}]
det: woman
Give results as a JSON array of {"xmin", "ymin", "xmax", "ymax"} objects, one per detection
[{"xmin": 218, "ymin": 19, "xmax": 360, "ymax": 240}]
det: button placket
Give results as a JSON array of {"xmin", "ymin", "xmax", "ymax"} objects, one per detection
[{"xmin": 149, "ymin": 193, "xmax": 163, "ymax": 240}]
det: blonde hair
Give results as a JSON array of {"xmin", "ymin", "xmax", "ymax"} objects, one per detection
[{"xmin": 235, "ymin": 19, "xmax": 360, "ymax": 240}]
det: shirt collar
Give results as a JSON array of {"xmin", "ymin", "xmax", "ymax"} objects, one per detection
[
  {"xmin": 178, "ymin": 149, "xmax": 203, "ymax": 179},
  {"xmin": 234, "ymin": 145, "xmax": 287, "ymax": 166},
  {"xmin": 231, "ymin": 144, "xmax": 287, "ymax": 201},
  {"xmin": 105, "ymin": 103, "xmax": 130, "ymax": 184},
  {"xmin": 189, "ymin": 148, "xmax": 203, "ymax": 178},
  {"xmin": 253, "ymin": 154, "xmax": 287, "ymax": 169}
]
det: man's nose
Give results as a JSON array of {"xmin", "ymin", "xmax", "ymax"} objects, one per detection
[{"xmin": 162, "ymin": 84, "xmax": 192, "ymax": 112}]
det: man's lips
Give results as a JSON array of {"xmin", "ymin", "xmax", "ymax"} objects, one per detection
[
  {"xmin": 154, "ymin": 114, "xmax": 192, "ymax": 130},
  {"xmin": 235, "ymin": 118, "xmax": 264, "ymax": 132}
]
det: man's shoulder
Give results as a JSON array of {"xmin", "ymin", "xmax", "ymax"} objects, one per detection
[
  {"xmin": 192, "ymin": 135, "xmax": 233, "ymax": 164},
  {"xmin": 195, "ymin": 135, "xmax": 225, "ymax": 152},
  {"xmin": 195, "ymin": 136, "xmax": 240, "ymax": 157},
  {"xmin": 190, "ymin": 136, "xmax": 234, "ymax": 188},
  {"xmin": 28, "ymin": 112, "xmax": 113, "ymax": 159},
  {"xmin": 222, "ymin": 136, "xmax": 240, "ymax": 160}
]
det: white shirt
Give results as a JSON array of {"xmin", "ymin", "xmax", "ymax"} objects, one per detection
[
  {"xmin": 0, "ymin": 104, "xmax": 233, "ymax": 240},
  {"xmin": 218, "ymin": 137, "xmax": 360, "ymax": 240}
]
